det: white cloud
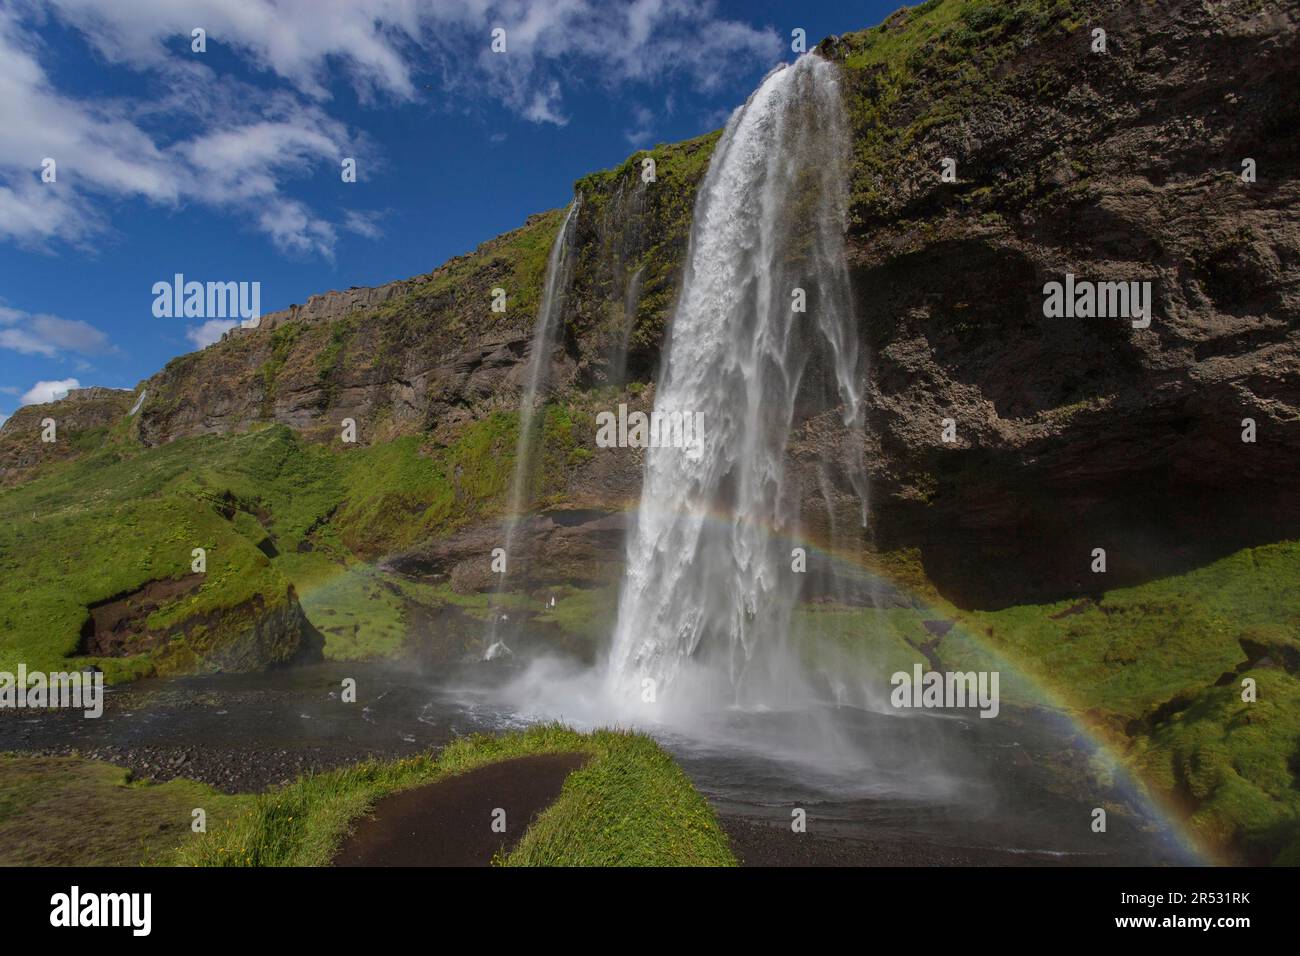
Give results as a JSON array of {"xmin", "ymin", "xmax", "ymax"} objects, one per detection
[
  {"xmin": 21, "ymin": 378, "xmax": 81, "ymax": 405},
  {"xmin": 185, "ymin": 319, "xmax": 238, "ymax": 349},
  {"xmin": 624, "ymin": 105, "xmax": 656, "ymax": 146},
  {"xmin": 257, "ymin": 198, "xmax": 339, "ymax": 259},
  {"xmin": 0, "ymin": 304, "xmax": 114, "ymax": 357},
  {"xmin": 46, "ymin": 0, "xmax": 427, "ymax": 102},
  {"xmin": 0, "ymin": 177, "xmax": 105, "ymax": 247},
  {"xmin": 0, "ymin": 0, "xmax": 780, "ymax": 255},
  {"xmin": 342, "ymin": 210, "xmax": 384, "ymax": 240},
  {"xmin": 0, "ymin": 6, "xmax": 359, "ymax": 255},
  {"xmin": 520, "ymin": 80, "xmax": 567, "ymax": 126},
  {"xmin": 44, "ymin": 0, "xmax": 779, "ymax": 108}
]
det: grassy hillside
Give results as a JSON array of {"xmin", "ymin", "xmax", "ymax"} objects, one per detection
[{"xmin": 0, "ymin": 392, "xmax": 606, "ymax": 678}]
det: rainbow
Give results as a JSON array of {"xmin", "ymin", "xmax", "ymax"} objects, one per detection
[{"xmin": 290, "ymin": 500, "xmax": 1214, "ymax": 864}]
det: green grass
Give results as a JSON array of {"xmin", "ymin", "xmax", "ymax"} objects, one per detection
[
  {"xmin": 0, "ymin": 407, "xmax": 605, "ymax": 679},
  {"xmin": 532, "ymin": 584, "xmax": 618, "ymax": 648},
  {"xmin": 332, "ymin": 404, "xmax": 595, "ymax": 557},
  {"xmin": 1134, "ymin": 670, "xmax": 1300, "ymax": 864},
  {"xmin": 282, "ymin": 555, "xmax": 498, "ymax": 661},
  {"xmin": 0, "ymin": 428, "xmax": 316, "ymax": 680},
  {"xmin": 333, "ymin": 416, "xmax": 519, "ymax": 557},
  {"xmin": 281, "ymin": 554, "xmax": 411, "ymax": 660},
  {"xmin": 0, "ymin": 755, "xmax": 251, "ymax": 866},
  {"xmin": 957, "ymin": 541, "xmax": 1300, "ymax": 720},
  {"xmin": 795, "ymin": 603, "xmax": 935, "ymax": 678},
  {"xmin": 868, "ymin": 540, "xmax": 1300, "ymax": 863},
  {"xmin": 174, "ymin": 725, "xmax": 736, "ymax": 867}
]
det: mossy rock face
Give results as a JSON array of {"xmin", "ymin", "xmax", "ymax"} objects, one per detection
[
  {"xmin": 0, "ymin": 387, "xmax": 136, "ymax": 487},
  {"xmin": 569, "ymin": 131, "xmax": 721, "ymax": 385}
]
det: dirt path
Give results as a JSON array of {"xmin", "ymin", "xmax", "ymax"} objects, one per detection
[{"xmin": 333, "ymin": 752, "xmax": 589, "ymax": 866}]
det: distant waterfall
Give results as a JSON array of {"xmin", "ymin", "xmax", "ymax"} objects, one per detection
[
  {"xmin": 486, "ymin": 200, "xmax": 579, "ymax": 657},
  {"xmin": 607, "ymin": 55, "xmax": 864, "ymax": 705}
]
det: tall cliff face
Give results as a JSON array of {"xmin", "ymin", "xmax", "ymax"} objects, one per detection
[
  {"xmin": 0, "ymin": 387, "xmax": 134, "ymax": 485},
  {"xmin": 123, "ymin": 132, "xmax": 718, "ymax": 457},
  {"xmin": 135, "ymin": 209, "xmax": 570, "ymax": 448},
  {"xmin": 5, "ymin": 0, "xmax": 1285, "ymax": 606},
  {"xmin": 830, "ymin": 0, "xmax": 1300, "ymax": 606},
  {"xmin": 2, "ymin": 0, "xmax": 1297, "ymax": 619}
]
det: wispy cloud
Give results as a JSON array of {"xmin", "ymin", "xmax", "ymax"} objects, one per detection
[
  {"xmin": 0, "ymin": 1, "xmax": 779, "ymax": 256},
  {"xmin": 624, "ymin": 105, "xmax": 656, "ymax": 147},
  {"xmin": 0, "ymin": 304, "xmax": 115, "ymax": 357},
  {"xmin": 44, "ymin": 0, "xmax": 780, "ymax": 111},
  {"xmin": 342, "ymin": 209, "xmax": 384, "ymax": 240},
  {"xmin": 0, "ymin": 4, "xmax": 362, "ymax": 256}
]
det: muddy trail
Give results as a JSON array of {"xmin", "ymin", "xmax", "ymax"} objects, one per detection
[{"xmin": 334, "ymin": 752, "xmax": 589, "ymax": 866}]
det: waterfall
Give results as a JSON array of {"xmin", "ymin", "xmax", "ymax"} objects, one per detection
[
  {"xmin": 485, "ymin": 200, "xmax": 579, "ymax": 657},
  {"xmin": 606, "ymin": 55, "xmax": 865, "ymax": 708},
  {"xmin": 611, "ymin": 263, "xmax": 645, "ymax": 388}
]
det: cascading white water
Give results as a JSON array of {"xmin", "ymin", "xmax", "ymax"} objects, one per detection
[
  {"xmin": 485, "ymin": 200, "xmax": 578, "ymax": 656},
  {"xmin": 606, "ymin": 55, "xmax": 864, "ymax": 709}
]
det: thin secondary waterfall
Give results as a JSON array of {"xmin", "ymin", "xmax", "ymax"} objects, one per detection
[
  {"xmin": 611, "ymin": 263, "xmax": 645, "ymax": 388},
  {"xmin": 486, "ymin": 200, "xmax": 579, "ymax": 657},
  {"xmin": 606, "ymin": 55, "xmax": 864, "ymax": 708}
]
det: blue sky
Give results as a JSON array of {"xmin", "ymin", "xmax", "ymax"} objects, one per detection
[{"xmin": 0, "ymin": 0, "xmax": 900, "ymax": 422}]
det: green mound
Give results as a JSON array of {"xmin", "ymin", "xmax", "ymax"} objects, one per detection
[{"xmin": 174, "ymin": 725, "xmax": 736, "ymax": 867}]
